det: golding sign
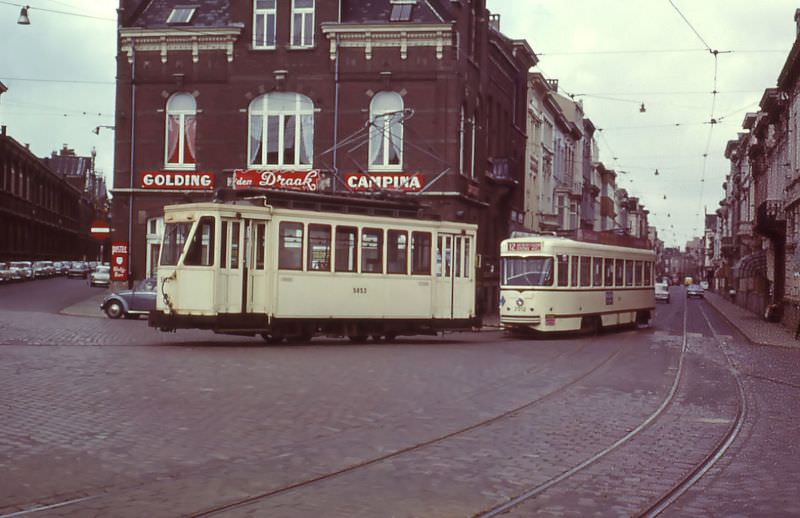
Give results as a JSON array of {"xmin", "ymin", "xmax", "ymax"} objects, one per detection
[
  {"xmin": 111, "ymin": 241, "xmax": 128, "ymax": 282},
  {"xmin": 344, "ymin": 172, "xmax": 424, "ymax": 192},
  {"xmin": 233, "ymin": 169, "xmax": 320, "ymax": 191},
  {"xmin": 139, "ymin": 171, "xmax": 215, "ymax": 190}
]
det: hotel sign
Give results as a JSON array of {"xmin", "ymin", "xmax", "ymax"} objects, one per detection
[
  {"xmin": 139, "ymin": 171, "xmax": 215, "ymax": 190},
  {"xmin": 233, "ymin": 169, "xmax": 320, "ymax": 191},
  {"xmin": 344, "ymin": 173, "xmax": 424, "ymax": 192}
]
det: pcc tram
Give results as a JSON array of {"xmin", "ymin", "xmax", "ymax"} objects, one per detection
[
  {"xmin": 499, "ymin": 234, "xmax": 655, "ymax": 333},
  {"xmin": 148, "ymin": 199, "xmax": 478, "ymax": 342}
]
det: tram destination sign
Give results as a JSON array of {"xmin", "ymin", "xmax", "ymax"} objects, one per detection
[
  {"xmin": 233, "ymin": 169, "xmax": 320, "ymax": 192},
  {"xmin": 507, "ymin": 242, "xmax": 542, "ymax": 252},
  {"xmin": 139, "ymin": 171, "xmax": 215, "ymax": 190}
]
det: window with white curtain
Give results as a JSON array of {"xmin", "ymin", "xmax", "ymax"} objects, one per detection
[
  {"xmin": 165, "ymin": 92, "xmax": 197, "ymax": 169},
  {"xmin": 369, "ymin": 92, "xmax": 403, "ymax": 171},
  {"xmin": 248, "ymin": 92, "xmax": 314, "ymax": 168},
  {"xmin": 291, "ymin": 0, "xmax": 315, "ymax": 48},
  {"xmin": 253, "ymin": 0, "xmax": 277, "ymax": 49}
]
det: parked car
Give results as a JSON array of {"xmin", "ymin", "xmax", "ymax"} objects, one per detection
[
  {"xmin": 0, "ymin": 262, "xmax": 19, "ymax": 283},
  {"xmin": 67, "ymin": 261, "xmax": 89, "ymax": 278},
  {"xmin": 88, "ymin": 261, "xmax": 99, "ymax": 272},
  {"xmin": 53, "ymin": 261, "xmax": 68, "ymax": 275},
  {"xmin": 101, "ymin": 278, "xmax": 157, "ymax": 319},
  {"xmin": 9, "ymin": 261, "xmax": 33, "ymax": 281},
  {"xmin": 655, "ymin": 282, "xmax": 670, "ymax": 303},
  {"xmin": 32, "ymin": 261, "xmax": 53, "ymax": 279},
  {"xmin": 89, "ymin": 265, "xmax": 111, "ymax": 287},
  {"xmin": 687, "ymin": 283, "xmax": 705, "ymax": 298}
]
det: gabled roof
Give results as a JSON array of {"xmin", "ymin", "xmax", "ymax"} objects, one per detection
[
  {"xmin": 42, "ymin": 154, "xmax": 93, "ymax": 178},
  {"xmin": 342, "ymin": 0, "xmax": 452, "ymax": 24},
  {"xmin": 130, "ymin": 0, "xmax": 231, "ymax": 28}
]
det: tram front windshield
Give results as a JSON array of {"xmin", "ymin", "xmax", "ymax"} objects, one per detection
[
  {"xmin": 502, "ymin": 256, "xmax": 553, "ymax": 286},
  {"xmin": 160, "ymin": 222, "xmax": 192, "ymax": 266}
]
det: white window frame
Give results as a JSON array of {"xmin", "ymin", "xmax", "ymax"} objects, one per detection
[
  {"xmin": 290, "ymin": 0, "xmax": 315, "ymax": 48},
  {"xmin": 248, "ymin": 92, "xmax": 315, "ymax": 169},
  {"xmin": 368, "ymin": 92, "xmax": 404, "ymax": 172},
  {"xmin": 164, "ymin": 92, "xmax": 197, "ymax": 170},
  {"xmin": 253, "ymin": 0, "xmax": 277, "ymax": 49}
]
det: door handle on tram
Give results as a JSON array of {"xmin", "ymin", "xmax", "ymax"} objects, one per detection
[{"xmin": 161, "ymin": 272, "xmax": 177, "ymax": 313}]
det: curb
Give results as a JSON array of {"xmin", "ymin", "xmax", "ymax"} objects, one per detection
[{"xmin": 703, "ymin": 293, "xmax": 797, "ymax": 349}]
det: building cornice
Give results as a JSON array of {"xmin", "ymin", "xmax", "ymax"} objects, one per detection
[
  {"xmin": 119, "ymin": 26, "xmax": 243, "ymax": 64},
  {"xmin": 321, "ymin": 22, "xmax": 454, "ymax": 61}
]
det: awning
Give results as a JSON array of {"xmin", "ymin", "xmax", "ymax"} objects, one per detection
[{"xmin": 732, "ymin": 251, "xmax": 766, "ymax": 278}]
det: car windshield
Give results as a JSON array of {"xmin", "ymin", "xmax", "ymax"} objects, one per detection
[
  {"xmin": 95, "ymin": 266, "xmax": 110, "ymax": 273},
  {"xmin": 10, "ymin": 262, "xmax": 30, "ymax": 268},
  {"xmin": 501, "ymin": 256, "xmax": 554, "ymax": 286}
]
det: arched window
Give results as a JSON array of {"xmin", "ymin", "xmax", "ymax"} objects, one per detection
[
  {"xmin": 248, "ymin": 92, "xmax": 314, "ymax": 168},
  {"xmin": 369, "ymin": 91, "xmax": 403, "ymax": 171},
  {"xmin": 165, "ymin": 93, "xmax": 197, "ymax": 168}
]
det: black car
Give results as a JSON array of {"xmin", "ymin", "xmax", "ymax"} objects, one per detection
[
  {"xmin": 101, "ymin": 278, "xmax": 157, "ymax": 319},
  {"xmin": 67, "ymin": 261, "xmax": 90, "ymax": 279}
]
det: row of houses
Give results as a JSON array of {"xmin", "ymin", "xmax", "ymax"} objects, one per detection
[
  {"xmin": 111, "ymin": 0, "xmax": 656, "ymax": 311},
  {"xmin": 707, "ymin": 9, "xmax": 800, "ymax": 327}
]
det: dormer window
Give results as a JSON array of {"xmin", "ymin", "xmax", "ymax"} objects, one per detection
[
  {"xmin": 390, "ymin": 0, "xmax": 415, "ymax": 22},
  {"xmin": 166, "ymin": 6, "xmax": 196, "ymax": 24}
]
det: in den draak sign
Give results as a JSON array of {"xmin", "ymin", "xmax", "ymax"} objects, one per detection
[{"xmin": 233, "ymin": 169, "xmax": 320, "ymax": 191}]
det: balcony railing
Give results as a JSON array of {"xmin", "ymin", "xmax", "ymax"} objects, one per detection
[{"xmin": 754, "ymin": 199, "xmax": 785, "ymax": 238}]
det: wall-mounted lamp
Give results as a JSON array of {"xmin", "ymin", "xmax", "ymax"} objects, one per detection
[
  {"xmin": 92, "ymin": 125, "xmax": 115, "ymax": 134},
  {"xmin": 18, "ymin": 5, "xmax": 30, "ymax": 25},
  {"xmin": 639, "ymin": 102, "xmax": 646, "ymax": 113}
]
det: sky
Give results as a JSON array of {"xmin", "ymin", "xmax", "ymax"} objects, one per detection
[{"xmin": 0, "ymin": 1, "xmax": 798, "ymax": 248}]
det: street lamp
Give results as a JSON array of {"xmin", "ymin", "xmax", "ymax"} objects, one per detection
[
  {"xmin": 92, "ymin": 125, "xmax": 115, "ymax": 134},
  {"xmin": 17, "ymin": 5, "xmax": 30, "ymax": 25}
]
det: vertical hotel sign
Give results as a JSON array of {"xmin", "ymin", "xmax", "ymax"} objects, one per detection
[{"xmin": 111, "ymin": 242, "xmax": 129, "ymax": 282}]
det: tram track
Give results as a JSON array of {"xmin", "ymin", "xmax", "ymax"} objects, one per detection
[
  {"xmin": 635, "ymin": 303, "xmax": 747, "ymax": 517},
  {"xmin": 186, "ymin": 334, "xmax": 627, "ymax": 517}
]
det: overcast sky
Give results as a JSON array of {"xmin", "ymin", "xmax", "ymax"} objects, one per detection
[{"xmin": 1, "ymin": 1, "xmax": 798, "ymax": 248}]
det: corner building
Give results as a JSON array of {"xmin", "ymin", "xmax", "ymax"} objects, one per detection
[{"xmin": 114, "ymin": 0, "xmax": 535, "ymax": 311}]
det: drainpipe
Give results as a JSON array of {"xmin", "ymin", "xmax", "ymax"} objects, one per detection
[
  {"xmin": 128, "ymin": 40, "xmax": 136, "ymax": 288},
  {"xmin": 332, "ymin": 34, "xmax": 340, "ymax": 192}
]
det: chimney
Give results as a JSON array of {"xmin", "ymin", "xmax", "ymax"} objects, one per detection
[
  {"xmin": 795, "ymin": 8, "xmax": 800, "ymax": 37},
  {"xmin": 1, "ymin": 125, "xmax": 5, "ymax": 136}
]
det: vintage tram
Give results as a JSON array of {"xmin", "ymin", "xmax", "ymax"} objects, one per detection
[
  {"xmin": 148, "ymin": 197, "xmax": 478, "ymax": 342},
  {"xmin": 499, "ymin": 234, "xmax": 656, "ymax": 333}
]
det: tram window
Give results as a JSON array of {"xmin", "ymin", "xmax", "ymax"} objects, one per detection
[
  {"xmin": 645, "ymin": 261, "xmax": 652, "ymax": 285},
  {"xmin": 278, "ymin": 221, "xmax": 303, "ymax": 270},
  {"xmin": 387, "ymin": 230, "xmax": 408, "ymax": 274},
  {"xmin": 580, "ymin": 256, "xmax": 591, "ymax": 287},
  {"xmin": 502, "ymin": 256, "xmax": 553, "ymax": 286},
  {"xmin": 307, "ymin": 224, "xmax": 331, "ymax": 271},
  {"xmin": 335, "ymin": 226, "xmax": 358, "ymax": 272},
  {"xmin": 436, "ymin": 235, "xmax": 453, "ymax": 277},
  {"xmin": 615, "ymin": 259, "xmax": 624, "ymax": 286},
  {"xmin": 604, "ymin": 258, "xmax": 614, "ymax": 286},
  {"xmin": 220, "ymin": 221, "xmax": 228, "ymax": 268},
  {"xmin": 455, "ymin": 237, "xmax": 463, "ymax": 277},
  {"xmin": 231, "ymin": 222, "xmax": 241, "ymax": 269},
  {"xmin": 184, "ymin": 216, "xmax": 215, "ymax": 266},
  {"xmin": 557, "ymin": 254, "xmax": 569, "ymax": 287},
  {"xmin": 625, "ymin": 259, "xmax": 633, "ymax": 286},
  {"xmin": 592, "ymin": 257, "xmax": 602, "ymax": 287},
  {"xmin": 571, "ymin": 255, "xmax": 579, "ymax": 286},
  {"xmin": 255, "ymin": 223, "xmax": 266, "ymax": 269},
  {"xmin": 361, "ymin": 228, "xmax": 383, "ymax": 273},
  {"xmin": 464, "ymin": 237, "xmax": 471, "ymax": 278},
  {"xmin": 160, "ymin": 222, "xmax": 191, "ymax": 266},
  {"xmin": 635, "ymin": 260, "xmax": 643, "ymax": 286},
  {"xmin": 411, "ymin": 231, "xmax": 431, "ymax": 275}
]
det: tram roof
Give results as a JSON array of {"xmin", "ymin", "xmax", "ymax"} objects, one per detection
[{"xmin": 501, "ymin": 234, "xmax": 655, "ymax": 256}]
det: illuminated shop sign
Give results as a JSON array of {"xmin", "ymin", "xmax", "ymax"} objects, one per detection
[
  {"xmin": 344, "ymin": 173, "xmax": 424, "ymax": 192},
  {"xmin": 139, "ymin": 172, "xmax": 215, "ymax": 190},
  {"xmin": 233, "ymin": 169, "xmax": 320, "ymax": 191},
  {"xmin": 507, "ymin": 242, "xmax": 542, "ymax": 252}
]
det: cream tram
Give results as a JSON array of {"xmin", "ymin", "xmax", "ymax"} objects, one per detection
[
  {"xmin": 499, "ymin": 235, "xmax": 655, "ymax": 333},
  {"xmin": 148, "ymin": 199, "xmax": 478, "ymax": 342}
]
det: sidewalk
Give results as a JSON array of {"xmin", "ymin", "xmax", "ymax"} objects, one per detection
[
  {"xmin": 59, "ymin": 290, "xmax": 109, "ymax": 318},
  {"xmin": 704, "ymin": 291, "xmax": 799, "ymax": 349}
]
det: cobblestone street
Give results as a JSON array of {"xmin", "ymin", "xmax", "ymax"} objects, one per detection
[{"xmin": 1, "ymin": 280, "xmax": 799, "ymax": 517}]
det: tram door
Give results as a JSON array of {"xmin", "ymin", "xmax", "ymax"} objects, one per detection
[
  {"xmin": 217, "ymin": 218, "xmax": 269, "ymax": 314},
  {"xmin": 217, "ymin": 219, "xmax": 242, "ymax": 313},
  {"xmin": 434, "ymin": 233, "xmax": 473, "ymax": 319}
]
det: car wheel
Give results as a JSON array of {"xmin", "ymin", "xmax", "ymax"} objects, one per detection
[{"xmin": 105, "ymin": 301, "xmax": 124, "ymax": 319}]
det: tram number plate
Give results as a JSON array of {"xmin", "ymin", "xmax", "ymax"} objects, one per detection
[
  {"xmin": 605, "ymin": 291, "xmax": 614, "ymax": 305},
  {"xmin": 353, "ymin": 287, "xmax": 367, "ymax": 294}
]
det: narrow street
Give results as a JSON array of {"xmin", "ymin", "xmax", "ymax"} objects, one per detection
[{"xmin": 1, "ymin": 281, "xmax": 798, "ymax": 517}]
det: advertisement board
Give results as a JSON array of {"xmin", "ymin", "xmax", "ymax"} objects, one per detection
[
  {"xmin": 139, "ymin": 171, "xmax": 215, "ymax": 190},
  {"xmin": 233, "ymin": 169, "xmax": 320, "ymax": 191},
  {"xmin": 344, "ymin": 173, "xmax": 424, "ymax": 192},
  {"xmin": 111, "ymin": 241, "xmax": 129, "ymax": 282}
]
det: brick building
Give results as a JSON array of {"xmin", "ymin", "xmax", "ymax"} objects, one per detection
[{"xmin": 114, "ymin": 0, "xmax": 535, "ymax": 311}]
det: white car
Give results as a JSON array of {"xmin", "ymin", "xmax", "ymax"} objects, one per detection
[
  {"xmin": 655, "ymin": 282, "xmax": 670, "ymax": 303},
  {"xmin": 89, "ymin": 265, "xmax": 111, "ymax": 288}
]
